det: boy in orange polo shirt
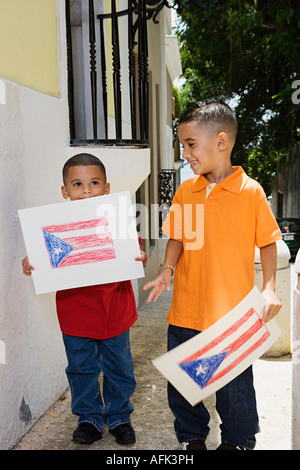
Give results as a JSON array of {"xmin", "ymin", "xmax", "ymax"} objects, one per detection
[{"xmin": 144, "ymin": 99, "xmax": 282, "ymax": 450}]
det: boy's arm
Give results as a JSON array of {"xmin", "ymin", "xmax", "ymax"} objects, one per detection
[
  {"xmin": 143, "ymin": 238, "xmax": 183, "ymax": 304},
  {"xmin": 259, "ymin": 242, "xmax": 282, "ymax": 322}
]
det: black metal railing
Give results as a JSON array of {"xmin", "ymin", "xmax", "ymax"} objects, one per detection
[
  {"xmin": 66, "ymin": 0, "xmax": 166, "ymax": 147},
  {"xmin": 158, "ymin": 169, "xmax": 177, "ymax": 233}
]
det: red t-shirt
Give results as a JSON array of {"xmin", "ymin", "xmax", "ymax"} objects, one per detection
[{"xmin": 56, "ymin": 280, "xmax": 138, "ymax": 340}]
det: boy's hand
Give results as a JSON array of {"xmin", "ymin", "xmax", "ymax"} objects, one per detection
[
  {"xmin": 143, "ymin": 269, "xmax": 172, "ymax": 304},
  {"xmin": 22, "ymin": 256, "xmax": 35, "ymax": 276},
  {"xmin": 135, "ymin": 250, "xmax": 148, "ymax": 267},
  {"xmin": 261, "ymin": 287, "xmax": 282, "ymax": 323}
]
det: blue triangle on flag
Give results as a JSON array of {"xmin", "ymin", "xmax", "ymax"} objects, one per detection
[
  {"xmin": 179, "ymin": 350, "xmax": 229, "ymax": 389},
  {"xmin": 42, "ymin": 229, "xmax": 74, "ymax": 268}
]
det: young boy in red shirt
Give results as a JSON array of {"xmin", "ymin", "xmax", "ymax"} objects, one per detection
[{"xmin": 22, "ymin": 153, "xmax": 147, "ymax": 445}]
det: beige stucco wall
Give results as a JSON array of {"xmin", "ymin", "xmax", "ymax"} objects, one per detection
[{"xmin": 0, "ymin": 0, "xmax": 59, "ymax": 97}]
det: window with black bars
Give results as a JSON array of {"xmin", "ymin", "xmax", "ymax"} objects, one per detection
[{"xmin": 66, "ymin": 0, "xmax": 154, "ymax": 147}]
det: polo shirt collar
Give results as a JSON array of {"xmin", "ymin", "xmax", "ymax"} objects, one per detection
[{"xmin": 191, "ymin": 166, "xmax": 248, "ymax": 194}]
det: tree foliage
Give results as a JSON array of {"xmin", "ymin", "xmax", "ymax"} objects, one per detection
[{"xmin": 175, "ymin": 0, "xmax": 300, "ymax": 194}]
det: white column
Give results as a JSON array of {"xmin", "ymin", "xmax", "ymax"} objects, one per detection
[{"xmin": 255, "ymin": 239, "xmax": 291, "ymax": 356}]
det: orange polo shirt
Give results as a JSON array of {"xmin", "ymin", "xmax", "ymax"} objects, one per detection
[{"xmin": 162, "ymin": 166, "xmax": 282, "ymax": 331}]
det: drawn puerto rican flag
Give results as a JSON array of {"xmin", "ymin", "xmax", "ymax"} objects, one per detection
[
  {"xmin": 178, "ymin": 307, "xmax": 270, "ymax": 390},
  {"xmin": 42, "ymin": 218, "xmax": 116, "ymax": 268}
]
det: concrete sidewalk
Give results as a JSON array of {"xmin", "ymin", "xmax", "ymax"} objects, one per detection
[{"xmin": 13, "ymin": 287, "xmax": 292, "ymax": 451}]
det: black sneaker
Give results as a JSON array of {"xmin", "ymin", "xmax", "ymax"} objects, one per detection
[
  {"xmin": 182, "ymin": 440, "xmax": 207, "ymax": 450},
  {"xmin": 72, "ymin": 422, "xmax": 102, "ymax": 444},
  {"xmin": 216, "ymin": 443, "xmax": 249, "ymax": 450},
  {"xmin": 109, "ymin": 423, "xmax": 136, "ymax": 445}
]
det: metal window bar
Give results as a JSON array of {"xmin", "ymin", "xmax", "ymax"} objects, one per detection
[
  {"xmin": 138, "ymin": 0, "xmax": 148, "ymax": 142},
  {"xmin": 89, "ymin": 0, "xmax": 97, "ymax": 140},
  {"xmin": 128, "ymin": 0, "xmax": 137, "ymax": 141},
  {"xmin": 158, "ymin": 169, "xmax": 176, "ymax": 233},
  {"xmin": 99, "ymin": 16, "xmax": 108, "ymax": 139},
  {"xmin": 111, "ymin": 0, "xmax": 122, "ymax": 140}
]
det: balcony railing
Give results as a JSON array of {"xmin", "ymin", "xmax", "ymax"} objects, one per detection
[{"xmin": 66, "ymin": 0, "xmax": 165, "ymax": 147}]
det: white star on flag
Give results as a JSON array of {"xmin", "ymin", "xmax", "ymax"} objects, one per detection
[{"xmin": 195, "ymin": 364, "xmax": 205, "ymax": 376}]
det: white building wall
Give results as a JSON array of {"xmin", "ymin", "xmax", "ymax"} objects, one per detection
[
  {"xmin": 0, "ymin": 2, "xmax": 149, "ymax": 449},
  {"xmin": 0, "ymin": 78, "xmax": 69, "ymax": 451}
]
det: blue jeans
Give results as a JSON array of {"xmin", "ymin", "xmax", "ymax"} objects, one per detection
[
  {"xmin": 63, "ymin": 330, "xmax": 136, "ymax": 432},
  {"xmin": 167, "ymin": 325, "xmax": 260, "ymax": 449}
]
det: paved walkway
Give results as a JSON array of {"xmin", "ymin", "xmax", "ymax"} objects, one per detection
[{"xmin": 13, "ymin": 287, "xmax": 292, "ymax": 451}]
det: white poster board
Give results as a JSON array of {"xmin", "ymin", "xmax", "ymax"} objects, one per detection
[
  {"xmin": 18, "ymin": 191, "xmax": 144, "ymax": 294},
  {"xmin": 153, "ymin": 286, "xmax": 281, "ymax": 406}
]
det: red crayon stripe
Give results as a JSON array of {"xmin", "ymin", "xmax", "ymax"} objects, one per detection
[
  {"xmin": 206, "ymin": 330, "xmax": 270, "ymax": 386},
  {"xmin": 64, "ymin": 233, "xmax": 113, "ymax": 250},
  {"xmin": 181, "ymin": 308, "xmax": 256, "ymax": 364},
  {"xmin": 59, "ymin": 247, "xmax": 116, "ymax": 267},
  {"xmin": 220, "ymin": 318, "xmax": 265, "ymax": 357},
  {"xmin": 43, "ymin": 218, "xmax": 109, "ymax": 233}
]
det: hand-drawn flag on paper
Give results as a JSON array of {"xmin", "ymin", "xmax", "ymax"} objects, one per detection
[
  {"xmin": 178, "ymin": 307, "xmax": 270, "ymax": 390},
  {"xmin": 179, "ymin": 351, "xmax": 229, "ymax": 389},
  {"xmin": 42, "ymin": 218, "xmax": 116, "ymax": 269},
  {"xmin": 152, "ymin": 287, "xmax": 281, "ymax": 406}
]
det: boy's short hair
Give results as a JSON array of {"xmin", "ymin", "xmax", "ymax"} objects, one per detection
[
  {"xmin": 62, "ymin": 153, "xmax": 106, "ymax": 184},
  {"xmin": 178, "ymin": 98, "xmax": 238, "ymax": 143}
]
